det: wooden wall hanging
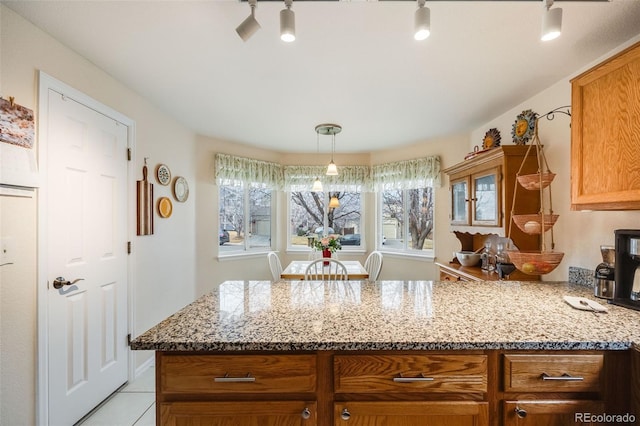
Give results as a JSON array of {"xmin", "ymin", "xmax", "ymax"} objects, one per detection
[{"xmin": 136, "ymin": 158, "xmax": 154, "ymax": 235}]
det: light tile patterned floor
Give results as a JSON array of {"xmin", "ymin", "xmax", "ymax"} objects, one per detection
[{"xmin": 77, "ymin": 367, "xmax": 155, "ymax": 426}]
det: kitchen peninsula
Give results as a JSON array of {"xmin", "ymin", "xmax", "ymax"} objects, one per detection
[{"xmin": 131, "ymin": 280, "xmax": 640, "ymax": 425}]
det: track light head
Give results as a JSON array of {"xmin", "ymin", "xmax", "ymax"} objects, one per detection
[
  {"xmin": 280, "ymin": 0, "xmax": 296, "ymax": 42},
  {"xmin": 541, "ymin": 0, "xmax": 562, "ymax": 41},
  {"xmin": 414, "ymin": 0, "xmax": 431, "ymax": 41},
  {"xmin": 236, "ymin": 0, "xmax": 261, "ymax": 42}
]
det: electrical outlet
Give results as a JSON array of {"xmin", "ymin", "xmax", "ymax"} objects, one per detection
[{"xmin": 0, "ymin": 237, "xmax": 15, "ymax": 264}]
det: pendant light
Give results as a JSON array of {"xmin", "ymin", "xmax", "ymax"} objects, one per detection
[
  {"xmin": 312, "ymin": 127, "xmax": 323, "ymax": 192},
  {"xmin": 329, "ymin": 195, "xmax": 340, "ymax": 209},
  {"xmin": 315, "ymin": 123, "xmax": 341, "ymax": 177}
]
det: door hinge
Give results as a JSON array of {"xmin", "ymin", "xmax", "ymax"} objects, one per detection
[
  {"xmin": 127, "ymin": 241, "xmax": 132, "ymax": 254},
  {"xmin": 127, "ymin": 333, "xmax": 131, "ymax": 347},
  {"xmin": 127, "ymin": 148, "xmax": 132, "ymax": 161}
]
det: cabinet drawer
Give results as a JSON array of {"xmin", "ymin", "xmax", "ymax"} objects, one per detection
[
  {"xmin": 161, "ymin": 354, "xmax": 316, "ymax": 394},
  {"xmin": 334, "ymin": 354, "xmax": 487, "ymax": 393},
  {"xmin": 503, "ymin": 354, "xmax": 603, "ymax": 393},
  {"xmin": 161, "ymin": 401, "xmax": 317, "ymax": 425}
]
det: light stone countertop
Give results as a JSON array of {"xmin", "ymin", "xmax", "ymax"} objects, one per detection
[{"xmin": 130, "ymin": 280, "xmax": 640, "ymax": 352}]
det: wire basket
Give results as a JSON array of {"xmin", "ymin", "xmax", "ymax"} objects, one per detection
[
  {"xmin": 508, "ymin": 250, "xmax": 564, "ymax": 275},
  {"xmin": 512, "ymin": 214, "xmax": 559, "ymax": 235},
  {"xmin": 516, "ymin": 172, "xmax": 556, "ymax": 191}
]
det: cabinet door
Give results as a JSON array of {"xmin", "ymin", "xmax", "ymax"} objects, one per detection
[
  {"xmin": 504, "ymin": 400, "xmax": 604, "ymax": 426},
  {"xmin": 471, "ymin": 167, "xmax": 500, "ymax": 226},
  {"xmin": 335, "ymin": 401, "xmax": 488, "ymax": 426},
  {"xmin": 161, "ymin": 401, "xmax": 317, "ymax": 426},
  {"xmin": 451, "ymin": 177, "xmax": 470, "ymax": 225}
]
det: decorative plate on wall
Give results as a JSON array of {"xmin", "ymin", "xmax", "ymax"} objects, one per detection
[
  {"xmin": 482, "ymin": 128, "xmax": 501, "ymax": 149},
  {"xmin": 156, "ymin": 164, "xmax": 171, "ymax": 186},
  {"xmin": 173, "ymin": 176, "xmax": 189, "ymax": 202},
  {"xmin": 511, "ymin": 109, "xmax": 537, "ymax": 145},
  {"xmin": 158, "ymin": 197, "xmax": 173, "ymax": 218}
]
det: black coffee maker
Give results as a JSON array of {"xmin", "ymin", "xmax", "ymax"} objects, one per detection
[{"xmin": 612, "ymin": 229, "xmax": 640, "ymax": 311}]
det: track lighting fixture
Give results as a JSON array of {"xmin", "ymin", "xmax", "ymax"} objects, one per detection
[
  {"xmin": 414, "ymin": 0, "xmax": 431, "ymax": 41},
  {"xmin": 280, "ymin": 0, "xmax": 296, "ymax": 42},
  {"xmin": 541, "ymin": 0, "xmax": 562, "ymax": 41},
  {"xmin": 236, "ymin": 0, "xmax": 260, "ymax": 42}
]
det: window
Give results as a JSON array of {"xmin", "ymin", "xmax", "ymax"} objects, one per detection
[
  {"xmin": 215, "ymin": 153, "xmax": 282, "ymax": 256},
  {"xmin": 288, "ymin": 190, "xmax": 363, "ymax": 250},
  {"xmin": 380, "ymin": 187, "xmax": 434, "ymax": 255},
  {"xmin": 372, "ymin": 156, "xmax": 440, "ymax": 257}
]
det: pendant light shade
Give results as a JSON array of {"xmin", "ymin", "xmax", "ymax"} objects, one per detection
[
  {"xmin": 326, "ymin": 161, "xmax": 338, "ymax": 176},
  {"xmin": 329, "ymin": 196, "xmax": 340, "ymax": 209},
  {"xmin": 312, "ymin": 178, "xmax": 323, "ymax": 192},
  {"xmin": 414, "ymin": 0, "xmax": 430, "ymax": 41},
  {"xmin": 315, "ymin": 123, "xmax": 341, "ymax": 177},
  {"xmin": 280, "ymin": 0, "xmax": 295, "ymax": 42},
  {"xmin": 541, "ymin": 0, "xmax": 562, "ymax": 41},
  {"xmin": 236, "ymin": 0, "xmax": 260, "ymax": 42}
]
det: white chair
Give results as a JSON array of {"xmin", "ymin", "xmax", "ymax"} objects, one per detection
[
  {"xmin": 267, "ymin": 251, "xmax": 283, "ymax": 281},
  {"xmin": 364, "ymin": 251, "xmax": 383, "ymax": 281},
  {"xmin": 304, "ymin": 258, "xmax": 349, "ymax": 281}
]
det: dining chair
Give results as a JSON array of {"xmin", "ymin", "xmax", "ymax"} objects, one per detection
[
  {"xmin": 364, "ymin": 251, "xmax": 383, "ymax": 281},
  {"xmin": 267, "ymin": 251, "xmax": 283, "ymax": 281},
  {"xmin": 304, "ymin": 258, "xmax": 349, "ymax": 281}
]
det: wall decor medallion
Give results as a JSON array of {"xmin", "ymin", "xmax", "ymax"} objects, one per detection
[
  {"xmin": 158, "ymin": 197, "xmax": 173, "ymax": 218},
  {"xmin": 482, "ymin": 128, "xmax": 501, "ymax": 149},
  {"xmin": 173, "ymin": 176, "xmax": 189, "ymax": 202},
  {"xmin": 511, "ymin": 109, "xmax": 537, "ymax": 145},
  {"xmin": 156, "ymin": 163, "xmax": 171, "ymax": 186}
]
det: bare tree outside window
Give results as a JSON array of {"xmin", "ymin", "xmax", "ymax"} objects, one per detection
[
  {"xmin": 381, "ymin": 187, "xmax": 434, "ymax": 251},
  {"xmin": 219, "ymin": 185, "xmax": 272, "ymax": 252}
]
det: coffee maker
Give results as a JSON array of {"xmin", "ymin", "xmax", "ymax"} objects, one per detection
[{"xmin": 612, "ymin": 229, "xmax": 640, "ymax": 311}]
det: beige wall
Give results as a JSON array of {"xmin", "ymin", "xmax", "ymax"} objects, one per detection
[
  {"xmin": 1, "ymin": 6, "xmax": 197, "ymax": 424},
  {"xmin": 469, "ymin": 34, "xmax": 640, "ymax": 281}
]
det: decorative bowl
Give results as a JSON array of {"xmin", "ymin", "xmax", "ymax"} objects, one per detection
[
  {"xmin": 512, "ymin": 214, "xmax": 559, "ymax": 235},
  {"xmin": 508, "ymin": 251, "xmax": 564, "ymax": 275},
  {"xmin": 517, "ymin": 172, "xmax": 556, "ymax": 191},
  {"xmin": 455, "ymin": 251, "xmax": 481, "ymax": 267}
]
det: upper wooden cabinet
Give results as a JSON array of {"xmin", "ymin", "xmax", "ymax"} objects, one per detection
[
  {"xmin": 571, "ymin": 41, "xmax": 640, "ymax": 210},
  {"xmin": 443, "ymin": 146, "xmax": 540, "ymax": 252}
]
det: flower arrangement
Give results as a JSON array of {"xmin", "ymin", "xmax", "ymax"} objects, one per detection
[{"xmin": 314, "ymin": 235, "xmax": 342, "ymax": 253}]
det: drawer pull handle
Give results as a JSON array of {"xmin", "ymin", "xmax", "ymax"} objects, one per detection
[
  {"xmin": 341, "ymin": 408, "xmax": 351, "ymax": 421},
  {"xmin": 540, "ymin": 372, "xmax": 584, "ymax": 381},
  {"xmin": 301, "ymin": 407, "xmax": 311, "ymax": 420},
  {"xmin": 514, "ymin": 406, "xmax": 527, "ymax": 418},
  {"xmin": 393, "ymin": 373, "xmax": 434, "ymax": 383},
  {"xmin": 214, "ymin": 373, "xmax": 256, "ymax": 383}
]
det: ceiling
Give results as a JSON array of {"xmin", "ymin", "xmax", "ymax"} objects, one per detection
[{"xmin": 3, "ymin": 0, "xmax": 640, "ymax": 153}]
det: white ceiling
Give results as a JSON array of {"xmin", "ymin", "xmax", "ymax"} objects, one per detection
[{"xmin": 4, "ymin": 0, "xmax": 640, "ymax": 153}]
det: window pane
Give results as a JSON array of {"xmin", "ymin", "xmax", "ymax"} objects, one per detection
[
  {"xmin": 290, "ymin": 191, "xmax": 325, "ymax": 248},
  {"xmin": 289, "ymin": 191, "xmax": 362, "ymax": 248},
  {"xmin": 381, "ymin": 189, "xmax": 404, "ymax": 249},
  {"xmin": 248, "ymin": 187, "xmax": 271, "ymax": 248},
  {"xmin": 219, "ymin": 185, "xmax": 244, "ymax": 252},
  {"xmin": 407, "ymin": 188, "xmax": 434, "ymax": 252}
]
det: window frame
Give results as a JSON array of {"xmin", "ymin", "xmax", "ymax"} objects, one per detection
[{"xmin": 377, "ymin": 186, "xmax": 435, "ymax": 259}]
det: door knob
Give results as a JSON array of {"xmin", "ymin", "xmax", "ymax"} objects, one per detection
[{"xmin": 53, "ymin": 277, "xmax": 84, "ymax": 289}]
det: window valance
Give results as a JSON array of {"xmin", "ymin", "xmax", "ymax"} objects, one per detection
[
  {"xmin": 215, "ymin": 153, "xmax": 284, "ymax": 189},
  {"xmin": 371, "ymin": 156, "xmax": 441, "ymax": 190},
  {"xmin": 283, "ymin": 165, "xmax": 371, "ymax": 192}
]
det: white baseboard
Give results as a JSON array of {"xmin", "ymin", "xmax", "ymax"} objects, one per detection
[{"xmin": 135, "ymin": 354, "xmax": 155, "ymax": 379}]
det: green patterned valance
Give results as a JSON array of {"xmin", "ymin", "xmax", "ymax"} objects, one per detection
[
  {"xmin": 215, "ymin": 153, "xmax": 284, "ymax": 189},
  {"xmin": 371, "ymin": 156, "xmax": 441, "ymax": 190}
]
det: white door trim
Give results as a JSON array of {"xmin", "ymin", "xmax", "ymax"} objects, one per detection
[{"xmin": 36, "ymin": 71, "xmax": 137, "ymax": 426}]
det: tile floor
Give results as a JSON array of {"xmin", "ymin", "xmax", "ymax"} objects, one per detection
[{"xmin": 77, "ymin": 366, "xmax": 155, "ymax": 426}]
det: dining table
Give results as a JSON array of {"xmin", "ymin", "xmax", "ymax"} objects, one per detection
[{"xmin": 280, "ymin": 260, "xmax": 369, "ymax": 280}]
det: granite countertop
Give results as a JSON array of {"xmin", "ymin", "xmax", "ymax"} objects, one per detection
[{"xmin": 130, "ymin": 280, "xmax": 640, "ymax": 352}]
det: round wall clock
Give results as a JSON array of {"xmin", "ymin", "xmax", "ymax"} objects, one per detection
[
  {"xmin": 511, "ymin": 109, "xmax": 537, "ymax": 145},
  {"xmin": 482, "ymin": 128, "xmax": 501, "ymax": 149},
  {"xmin": 173, "ymin": 176, "xmax": 189, "ymax": 202},
  {"xmin": 156, "ymin": 164, "xmax": 171, "ymax": 186}
]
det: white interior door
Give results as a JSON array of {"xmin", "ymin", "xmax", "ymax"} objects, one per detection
[{"xmin": 45, "ymin": 89, "xmax": 129, "ymax": 426}]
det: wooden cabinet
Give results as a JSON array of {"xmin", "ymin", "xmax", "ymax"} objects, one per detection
[
  {"xmin": 503, "ymin": 400, "xmax": 604, "ymax": 425},
  {"xmin": 570, "ymin": 41, "xmax": 640, "ymax": 210},
  {"xmin": 451, "ymin": 166, "xmax": 501, "ymax": 227},
  {"xmin": 161, "ymin": 401, "xmax": 317, "ymax": 425}
]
